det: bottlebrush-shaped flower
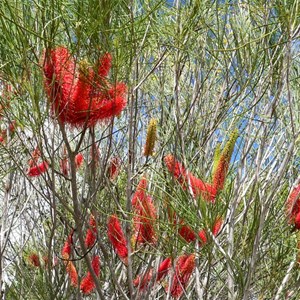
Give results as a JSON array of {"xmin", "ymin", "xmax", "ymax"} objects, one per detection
[
  {"xmin": 65, "ymin": 260, "xmax": 78, "ymax": 287},
  {"xmin": 43, "ymin": 46, "xmax": 127, "ymax": 127},
  {"xmin": 169, "ymin": 254, "xmax": 195, "ymax": 298},
  {"xmin": 28, "ymin": 253, "xmax": 40, "ymax": 267},
  {"xmin": 133, "ymin": 196, "xmax": 157, "ymax": 245},
  {"xmin": 134, "ymin": 257, "xmax": 172, "ymax": 291},
  {"xmin": 178, "ymin": 223, "xmax": 196, "ymax": 243},
  {"xmin": 164, "ymin": 154, "xmax": 216, "ymax": 202},
  {"xmin": 27, "ymin": 161, "xmax": 49, "ymax": 177},
  {"xmin": 133, "ymin": 269, "xmax": 152, "ymax": 291},
  {"xmin": 85, "ymin": 215, "xmax": 97, "ymax": 248},
  {"xmin": 108, "ymin": 157, "xmax": 120, "ymax": 180},
  {"xmin": 132, "ymin": 177, "xmax": 157, "ymax": 245},
  {"xmin": 80, "ymin": 255, "xmax": 100, "ymax": 294},
  {"xmin": 212, "ymin": 130, "xmax": 238, "ymax": 191},
  {"xmin": 212, "ymin": 216, "xmax": 223, "ymax": 236},
  {"xmin": 75, "ymin": 153, "xmax": 84, "ymax": 169},
  {"xmin": 163, "ymin": 154, "xmax": 188, "ymax": 186},
  {"xmin": 107, "ymin": 215, "xmax": 128, "ymax": 264},
  {"xmin": 157, "ymin": 257, "xmax": 172, "ymax": 282},
  {"xmin": 197, "ymin": 217, "xmax": 223, "ymax": 246},
  {"xmin": 198, "ymin": 229, "xmax": 207, "ymax": 245},
  {"xmin": 286, "ymin": 183, "xmax": 300, "ymax": 229},
  {"xmin": 43, "ymin": 47, "xmax": 76, "ymax": 124},
  {"xmin": 144, "ymin": 118, "xmax": 157, "ymax": 157},
  {"xmin": 131, "ymin": 177, "xmax": 148, "ymax": 208},
  {"xmin": 62, "ymin": 230, "xmax": 74, "ymax": 259}
]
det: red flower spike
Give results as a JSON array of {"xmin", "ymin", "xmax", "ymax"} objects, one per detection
[
  {"xmin": 188, "ymin": 174, "xmax": 217, "ymax": 202},
  {"xmin": 164, "ymin": 154, "xmax": 216, "ymax": 202},
  {"xmin": 133, "ymin": 270, "xmax": 153, "ymax": 291},
  {"xmin": 131, "ymin": 178, "xmax": 158, "ymax": 245},
  {"xmin": 133, "ymin": 195, "xmax": 157, "ymax": 245},
  {"xmin": 66, "ymin": 261, "xmax": 78, "ymax": 286},
  {"xmin": 170, "ymin": 254, "xmax": 195, "ymax": 298},
  {"xmin": 80, "ymin": 255, "xmax": 101, "ymax": 294},
  {"xmin": 197, "ymin": 217, "xmax": 222, "ymax": 246},
  {"xmin": 157, "ymin": 257, "xmax": 172, "ymax": 282},
  {"xmin": 62, "ymin": 230, "xmax": 74, "ymax": 258},
  {"xmin": 85, "ymin": 215, "xmax": 97, "ymax": 248},
  {"xmin": 198, "ymin": 229, "xmax": 208, "ymax": 245},
  {"xmin": 295, "ymin": 213, "xmax": 300, "ymax": 230},
  {"xmin": 43, "ymin": 47, "xmax": 77, "ymax": 124},
  {"xmin": 28, "ymin": 253, "xmax": 40, "ymax": 267},
  {"xmin": 27, "ymin": 161, "xmax": 49, "ymax": 177},
  {"xmin": 107, "ymin": 215, "xmax": 128, "ymax": 264},
  {"xmin": 212, "ymin": 217, "xmax": 223, "ymax": 236},
  {"xmin": 108, "ymin": 157, "xmax": 120, "ymax": 180},
  {"xmin": 163, "ymin": 154, "xmax": 188, "ymax": 185},
  {"xmin": 98, "ymin": 53, "xmax": 112, "ymax": 77},
  {"xmin": 286, "ymin": 183, "xmax": 300, "ymax": 228},
  {"xmin": 75, "ymin": 153, "xmax": 84, "ymax": 169},
  {"xmin": 132, "ymin": 177, "xmax": 148, "ymax": 208},
  {"xmin": 133, "ymin": 257, "xmax": 172, "ymax": 291},
  {"xmin": 178, "ymin": 224, "xmax": 196, "ymax": 243},
  {"xmin": 85, "ymin": 229, "xmax": 97, "ymax": 248}
]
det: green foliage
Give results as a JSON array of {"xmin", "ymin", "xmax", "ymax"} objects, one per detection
[{"xmin": 0, "ymin": 0, "xmax": 299, "ymax": 299}]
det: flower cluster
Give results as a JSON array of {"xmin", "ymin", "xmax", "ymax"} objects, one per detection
[
  {"xmin": 132, "ymin": 177, "xmax": 157, "ymax": 245},
  {"xmin": 27, "ymin": 147, "xmax": 49, "ymax": 177},
  {"xmin": 43, "ymin": 47, "xmax": 127, "ymax": 127}
]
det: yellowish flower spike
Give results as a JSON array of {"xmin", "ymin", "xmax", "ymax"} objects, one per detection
[
  {"xmin": 144, "ymin": 118, "xmax": 157, "ymax": 157},
  {"xmin": 211, "ymin": 143, "xmax": 222, "ymax": 179},
  {"xmin": 212, "ymin": 129, "xmax": 238, "ymax": 191}
]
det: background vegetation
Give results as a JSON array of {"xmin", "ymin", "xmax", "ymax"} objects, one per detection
[{"xmin": 0, "ymin": 0, "xmax": 299, "ymax": 299}]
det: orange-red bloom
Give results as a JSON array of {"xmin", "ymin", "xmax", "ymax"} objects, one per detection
[
  {"xmin": 131, "ymin": 177, "xmax": 148, "ymax": 208},
  {"xmin": 132, "ymin": 178, "xmax": 157, "ymax": 245},
  {"xmin": 107, "ymin": 215, "xmax": 128, "ymax": 264},
  {"xmin": 133, "ymin": 257, "xmax": 172, "ymax": 291},
  {"xmin": 27, "ymin": 161, "xmax": 49, "ymax": 177},
  {"xmin": 108, "ymin": 157, "xmax": 120, "ymax": 180},
  {"xmin": 80, "ymin": 255, "xmax": 100, "ymax": 294},
  {"xmin": 286, "ymin": 183, "xmax": 300, "ymax": 229},
  {"xmin": 62, "ymin": 230, "xmax": 74, "ymax": 258},
  {"xmin": 85, "ymin": 215, "xmax": 97, "ymax": 248},
  {"xmin": 212, "ymin": 217, "xmax": 223, "ymax": 236},
  {"xmin": 133, "ymin": 197, "xmax": 157, "ymax": 245},
  {"xmin": 28, "ymin": 253, "xmax": 40, "ymax": 267},
  {"xmin": 66, "ymin": 260, "xmax": 78, "ymax": 286},
  {"xmin": 133, "ymin": 269, "xmax": 152, "ymax": 291},
  {"xmin": 170, "ymin": 254, "xmax": 195, "ymax": 298},
  {"xmin": 157, "ymin": 257, "xmax": 172, "ymax": 281},
  {"xmin": 75, "ymin": 153, "xmax": 84, "ymax": 169},
  {"xmin": 178, "ymin": 223, "xmax": 196, "ymax": 243},
  {"xmin": 197, "ymin": 217, "xmax": 223, "ymax": 246},
  {"xmin": 164, "ymin": 154, "xmax": 216, "ymax": 202},
  {"xmin": 43, "ymin": 47, "xmax": 127, "ymax": 127}
]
